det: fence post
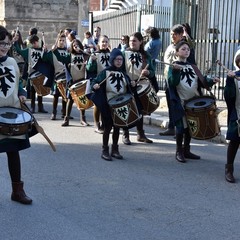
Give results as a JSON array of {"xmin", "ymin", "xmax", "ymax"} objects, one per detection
[{"xmin": 136, "ymin": 4, "xmax": 142, "ymax": 32}]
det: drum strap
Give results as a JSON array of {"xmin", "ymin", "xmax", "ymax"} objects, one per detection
[{"xmin": 191, "ymin": 64, "xmax": 210, "ymax": 91}]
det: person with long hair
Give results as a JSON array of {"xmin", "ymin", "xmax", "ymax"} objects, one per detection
[
  {"xmin": 54, "ymin": 38, "xmax": 90, "ymax": 127},
  {"xmin": 86, "ymin": 35, "xmax": 111, "ymax": 134},
  {"xmin": 0, "ymin": 25, "xmax": 32, "ymax": 204},
  {"xmin": 224, "ymin": 54, "xmax": 240, "ymax": 183},
  {"xmin": 122, "ymin": 32, "xmax": 157, "ymax": 144}
]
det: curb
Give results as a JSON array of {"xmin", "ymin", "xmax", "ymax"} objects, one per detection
[{"xmin": 143, "ymin": 115, "xmax": 227, "ymax": 144}]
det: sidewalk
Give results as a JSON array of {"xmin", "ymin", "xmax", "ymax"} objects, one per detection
[{"xmin": 143, "ymin": 91, "xmax": 228, "ymax": 144}]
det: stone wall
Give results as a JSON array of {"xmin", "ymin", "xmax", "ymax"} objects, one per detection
[{"xmin": 0, "ymin": 0, "xmax": 79, "ymax": 46}]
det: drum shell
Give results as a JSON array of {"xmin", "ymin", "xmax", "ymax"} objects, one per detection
[
  {"xmin": 69, "ymin": 80, "xmax": 94, "ymax": 110},
  {"xmin": 137, "ymin": 79, "xmax": 160, "ymax": 115},
  {"xmin": 184, "ymin": 96, "xmax": 220, "ymax": 140},
  {"xmin": 0, "ymin": 107, "xmax": 32, "ymax": 136},
  {"xmin": 29, "ymin": 73, "xmax": 51, "ymax": 96},
  {"xmin": 108, "ymin": 94, "xmax": 141, "ymax": 128},
  {"xmin": 56, "ymin": 79, "xmax": 67, "ymax": 101}
]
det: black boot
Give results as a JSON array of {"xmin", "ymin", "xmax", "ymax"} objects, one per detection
[
  {"xmin": 176, "ymin": 146, "xmax": 186, "ymax": 163},
  {"xmin": 122, "ymin": 129, "xmax": 131, "ymax": 145},
  {"xmin": 111, "ymin": 144, "xmax": 123, "ymax": 159},
  {"xmin": 51, "ymin": 110, "xmax": 57, "ymax": 120},
  {"xmin": 95, "ymin": 122, "xmax": 104, "ymax": 134},
  {"xmin": 137, "ymin": 130, "xmax": 153, "ymax": 143},
  {"xmin": 225, "ymin": 164, "xmax": 235, "ymax": 183},
  {"xmin": 184, "ymin": 145, "xmax": 200, "ymax": 159},
  {"xmin": 80, "ymin": 115, "xmax": 89, "ymax": 126},
  {"xmin": 38, "ymin": 104, "xmax": 48, "ymax": 113},
  {"xmin": 61, "ymin": 116, "xmax": 69, "ymax": 127},
  {"xmin": 11, "ymin": 181, "xmax": 32, "ymax": 205},
  {"xmin": 101, "ymin": 145, "xmax": 112, "ymax": 161},
  {"xmin": 37, "ymin": 96, "xmax": 48, "ymax": 113}
]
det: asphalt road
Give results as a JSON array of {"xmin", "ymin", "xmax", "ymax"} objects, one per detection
[{"xmin": 0, "ymin": 96, "xmax": 239, "ymax": 240}]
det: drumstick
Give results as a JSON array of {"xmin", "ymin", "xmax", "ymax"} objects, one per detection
[
  {"xmin": 42, "ymin": 31, "xmax": 45, "ymax": 46},
  {"xmin": 216, "ymin": 60, "xmax": 232, "ymax": 73},
  {"xmin": 77, "ymin": 47, "xmax": 91, "ymax": 56},
  {"xmin": 158, "ymin": 60, "xmax": 184, "ymax": 69},
  {"xmin": 136, "ymin": 64, "xmax": 149, "ymax": 83},
  {"xmin": 0, "ymin": 73, "xmax": 9, "ymax": 78},
  {"xmin": 20, "ymin": 102, "xmax": 56, "ymax": 152},
  {"xmin": 216, "ymin": 60, "xmax": 240, "ymax": 80},
  {"xmin": 99, "ymin": 72, "xmax": 114, "ymax": 86}
]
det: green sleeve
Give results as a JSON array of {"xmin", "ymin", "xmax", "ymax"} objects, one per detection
[
  {"xmin": 86, "ymin": 56, "xmax": 97, "ymax": 73},
  {"xmin": 13, "ymin": 42, "xmax": 28, "ymax": 61},
  {"xmin": 53, "ymin": 49, "xmax": 70, "ymax": 64},
  {"xmin": 145, "ymin": 53, "xmax": 155, "ymax": 78},
  {"xmin": 167, "ymin": 67, "xmax": 181, "ymax": 87},
  {"xmin": 91, "ymin": 70, "xmax": 107, "ymax": 90}
]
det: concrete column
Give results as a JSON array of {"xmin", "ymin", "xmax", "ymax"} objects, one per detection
[{"xmin": 77, "ymin": 0, "xmax": 89, "ymax": 40}]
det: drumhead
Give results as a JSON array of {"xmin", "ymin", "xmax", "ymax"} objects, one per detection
[
  {"xmin": 185, "ymin": 96, "xmax": 215, "ymax": 109},
  {"xmin": 29, "ymin": 71, "xmax": 42, "ymax": 79},
  {"xmin": 70, "ymin": 80, "xmax": 87, "ymax": 90},
  {"xmin": 137, "ymin": 80, "xmax": 150, "ymax": 95},
  {"xmin": 108, "ymin": 94, "xmax": 132, "ymax": 106},
  {"xmin": 0, "ymin": 107, "xmax": 32, "ymax": 124},
  {"xmin": 56, "ymin": 79, "xmax": 66, "ymax": 83}
]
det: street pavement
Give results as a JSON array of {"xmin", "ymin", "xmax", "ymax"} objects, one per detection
[{"xmin": 0, "ymin": 94, "xmax": 239, "ymax": 240}]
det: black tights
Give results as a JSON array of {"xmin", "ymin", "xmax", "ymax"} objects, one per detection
[
  {"xmin": 6, "ymin": 151, "xmax": 21, "ymax": 182},
  {"xmin": 227, "ymin": 140, "xmax": 240, "ymax": 165},
  {"xmin": 103, "ymin": 124, "xmax": 120, "ymax": 147}
]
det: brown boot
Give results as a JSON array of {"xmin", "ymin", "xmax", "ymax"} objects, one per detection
[
  {"xmin": 111, "ymin": 144, "xmax": 123, "ymax": 159},
  {"xmin": 11, "ymin": 181, "xmax": 32, "ymax": 204},
  {"xmin": 225, "ymin": 164, "xmax": 235, "ymax": 183},
  {"xmin": 176, "ymin": 146, "xmax": 186, "ymax": 163},
  {"xmin": 61, "ymin": 116, "xmax": 69, "ymax": 126},
  {"xmin": 137, "ymin": 130, "xmax": 153, "ymax": 143}
]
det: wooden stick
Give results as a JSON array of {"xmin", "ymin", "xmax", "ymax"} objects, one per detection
[
  {"xmin": 42, "ymin": 31, "xmax": 45, "ymax": 46},
  {"xmin": 216, "ymin": 60, "xmax": 240, "ymax": 80},
  {"xmin": 136, "ymin": 64, "xmax": 149, "ymax": 83},
  {"xmin": 21, "ymin": 102, "xmax": 56, "ymax": 152},
  {"xmin": 157, "ymin": 60, "xmax": 184, "ymax": 69},
  {"xmin": 0, "ymin": 73, "xmax": 9, "ymax": 78},
  {"xmin": 216, "ymin": 60, "xmax": 231, "ymax": 73},
  {"xmin": 99, "ymin": 72, "xmax": 114, "ymax": 86}
]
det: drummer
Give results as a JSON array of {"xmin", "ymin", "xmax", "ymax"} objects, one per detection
[
  {"xmin": 53, "ymin": 39, "xmax": 90, "ymax": 126},
  {"xmin": 86, "ymin": 35, "xmax": 111, "ymax": 134},
  {"xmin": 0, "ymin": 25, "xmax": 32, "ymax": 204},
  {"xmin": 91, "ymin": 48, "xmax": 136, "ymax": 161},
  {"xmin": 49, "ymin": 32, "xmax": 68, "ymax": 120},
  {"xmin": 224, "ymin": 54, "xmax": 240, "ymax": 183},
  {"xmin": 168, "ymin": 41, "xmax": 220, "ymax": 163},
  {"xmin": 122, "ymin": 32, "xmax": 157, "ymax": 144},
  {"xmin": 12, "ymin": 34, "xmax": 50, "ymax": 113}
]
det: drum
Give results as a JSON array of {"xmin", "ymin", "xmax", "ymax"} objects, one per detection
[
  {"xmin": 29, "ymin": 72, "xmax": 51, "ymax": 96},
  {"xmin": 0, "ymin": 107, "xmax": 32, "ymax": 136},
  {"xmin": 108, "ymin": 94, "xmax": 141, "ymax": 128},
  {"xmin": 137, "ymin": 79, "xmax": 160, "ymax": 115},
  {"xmin": 69, "ymin": 80, "xmax": 94, "ymax": 110},
  {"xmin": 56, "ymin": 79, "xmax": 67, "ymax": 101},
  {"xmin": 184, "ymin": 96, "xmax": 220, "ymax": 140}
]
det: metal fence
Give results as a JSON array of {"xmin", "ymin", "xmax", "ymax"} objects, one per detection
[{"xmin": 92, "ymin": 0, "xmax": 240, "ymax": 99}]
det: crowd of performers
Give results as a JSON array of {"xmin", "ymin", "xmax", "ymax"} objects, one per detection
[{"xmin": 1, "ymin": 23, "xmax": 240, "ymax": 205}]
